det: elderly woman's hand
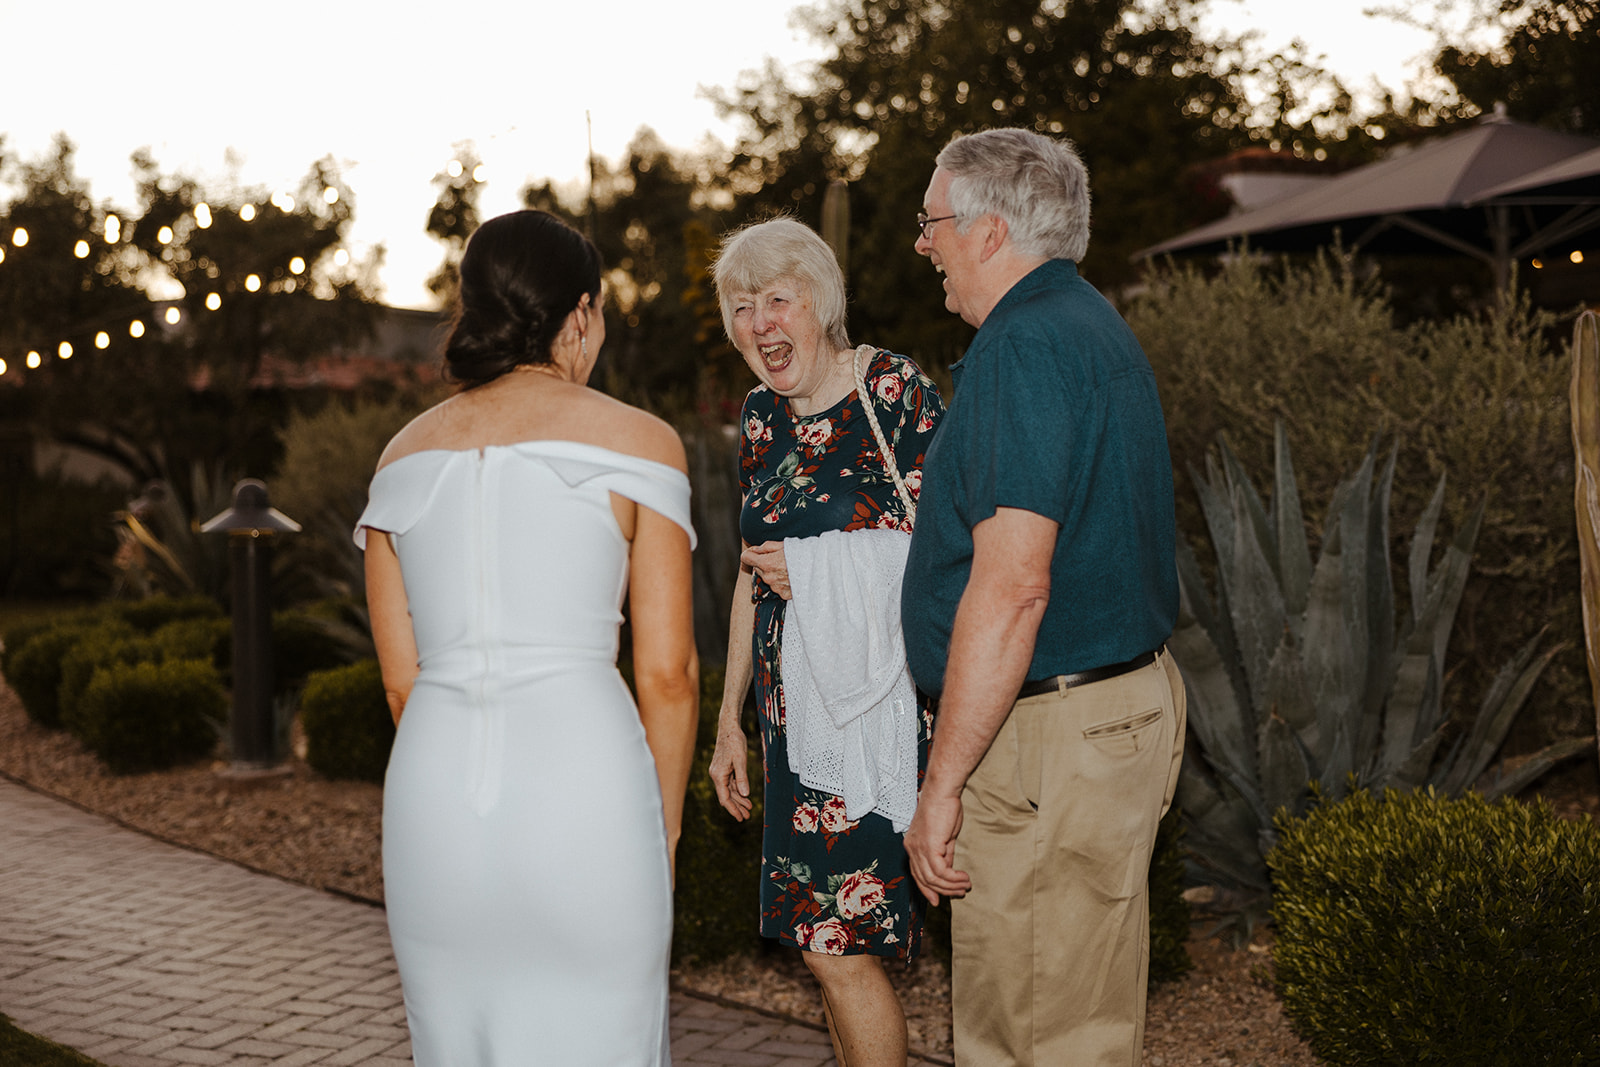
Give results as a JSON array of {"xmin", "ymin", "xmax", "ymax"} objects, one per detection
[
  {"xmin": 708, "ymin": 713, "xmax": 754, "ymax": 821},
  {"xmin": 740, "ymin": 541, "xmax": 791, "ymax": 599}
]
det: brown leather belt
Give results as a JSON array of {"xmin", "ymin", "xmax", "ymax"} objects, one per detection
[{"xmin": 1015, "ymin": 649, "xmax": 1159, "ymax": 700}]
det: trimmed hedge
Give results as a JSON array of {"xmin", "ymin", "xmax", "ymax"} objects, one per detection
[
  {"xmin": 6, "ymin": 623, "xmax": 130, "ymax": 729},
  {"xmin": 300, "ymin": 659, "xmax": 395, "ymax": 783},
  {"xmin": 73, "ymin": 658, "xmax": 225, "ymax": 774},
  {"xmin": 1269, "ymin": 788, "xmax": 1600, "ymax": 1063}
]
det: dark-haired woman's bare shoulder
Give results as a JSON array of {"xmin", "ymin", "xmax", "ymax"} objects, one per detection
[{"xmin": 584, "ymin": 392, "xmax": 687, "ymax": 474}]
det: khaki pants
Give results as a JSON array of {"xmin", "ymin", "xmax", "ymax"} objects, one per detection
[{"xmin": 950, "ymin": 650, "xmax": 1186, "ymax": 1067}]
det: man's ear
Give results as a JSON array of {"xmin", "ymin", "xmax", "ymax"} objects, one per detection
[{"xmin": 977, "ymin": 214, "xmax": 1009, "ymax": 262}]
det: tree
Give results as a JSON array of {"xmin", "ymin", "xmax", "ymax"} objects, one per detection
[
  {"xmin": 710, "ymin": 0, "xmax": 1368, "ymax": 370},
  {"xmin": 1428, "ymin": 0, "xmax": 1599, "ymax": 134},
  {"xmin": 425, "ymin": 145, "xmax": 486, "ymax": 305}
]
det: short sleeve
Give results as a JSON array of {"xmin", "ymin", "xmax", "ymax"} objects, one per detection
[{"xmin": 958, "ymin": 331, "xmax": 1091, "ymax": 527}]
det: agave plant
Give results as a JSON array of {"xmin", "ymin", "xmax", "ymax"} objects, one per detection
[{"xmin": 1170, "ymin": 424, "xmax": 1584, "ymax": 922}]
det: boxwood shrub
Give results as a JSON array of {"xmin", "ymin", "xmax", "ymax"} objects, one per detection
[
  {"xmin": 73, "ymin": 658, "xmax": 225, "ymax": 774},
  {"xmin": 300, "ymin": 659, "xmax": 395, "ymax": 783},
  {"xmin": 1269, "ymin": 787, "xmax": 1600, "ymax": 1063},
  {"xmin": 6, "ymin": 622, "xmax": 132, "ymax": 729},
  {"xmin": 108, "ymin": 594, "xmax": 223, "ymax": 633},
  {"xmin": 57, "ymin": 633, "xmax": 162, "ymax": 733}
]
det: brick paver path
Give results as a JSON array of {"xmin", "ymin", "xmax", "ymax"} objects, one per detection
[{"xmin": 0, "ymin": 776, "xmax": 946, "ymax": 1066}]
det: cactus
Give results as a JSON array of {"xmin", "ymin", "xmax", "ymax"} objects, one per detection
[
  {"xmin": 1573, "ymin": 310, "xmax": 1600, "ymax": 765},
  {"xmin": 1170, "ymin": 424, "xmax": 1584, "ymax": 924}
]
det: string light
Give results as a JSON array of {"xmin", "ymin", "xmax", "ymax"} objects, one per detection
[
  {"xmin": 240, "ymin": 204, "xmax": 257, "ymax": 221},
  {"xmin": 1532, "ymin": 258, "xmax": 1544, "ymax": 269},
  {"xmin": 323, "ymin": 187, "xmax": 339, "ymax": 205},
  {"xmin": 205, "ymin": 293, "xmax": 221, "ymax": 310},
  {"xmin": 94, "ymin": 332, "xmax": 110, "ymax": 349},
  {"xmin": 289, "ymin": 257, "xmax": 305, "ymax": 275},
  {"xmin": 0, "ymin": 359, "xmax": 7, "ymax": 375},
  {"xmin": 130, "ymin": 320, "xmax": 145, "ymax": 338},
  {"xmin": 27, "ymin": 351, "xmax": 41, "ymax": 368},
  {"xmin": 333, "ymin": 249, "xmax": 349, "ymax": 267},
  {"xmin": 447, "ymin": 160, "xmax": 464, "ymax": 178},
  {"xmin": 157, "ymin": 226, "xmax": 174, "ymax": 244},
  {"xmin": 74, "ymin": 240, "xmax": 90, "ymax": 259},
  {"xmin": 1573, "ymin": 250, "xmax": 1586, "ymax": 265},
  {"xmin": 472, "ymin": 164, "xmax": 488, "ymax": 182},
  {"xmin": 165, "ymin": 307, "xmax": 182, "ymax": 325},
  {"xmin": 194, "ymin": 203, "xmax": 213, "ymax": 228},
  {"xmin": 245, "ymin": 274, "xmax": 261, "ymax": 292},
  {"xmin": 58, "ymin": 342, "xmax": 73, "ymax": 360},
  {"xmin": 105, "ymin": 215, "xmax": 120, "ymax": 243},
  {"xmin": 11, "ymin": 227, "xmax": 27, "ymax": 247}
]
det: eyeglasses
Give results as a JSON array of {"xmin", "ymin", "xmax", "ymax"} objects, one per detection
[{"xmin": 916, "ymin": 212, "xmax": 960, "ymax": 238}]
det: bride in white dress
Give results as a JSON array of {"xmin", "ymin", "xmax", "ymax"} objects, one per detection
[{"xmin": 357, "ymin": 210, "xmax": 699, "ymax": 1066}]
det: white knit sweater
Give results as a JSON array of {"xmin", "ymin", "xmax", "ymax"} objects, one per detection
[{"xmin": 781, "ymin": 528, "xmax": 920, "ymax": 832}]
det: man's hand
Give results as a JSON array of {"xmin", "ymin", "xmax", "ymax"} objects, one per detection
[{"xmin": 904, "ymin": 790, "xmax": 971, "ymax": 905}]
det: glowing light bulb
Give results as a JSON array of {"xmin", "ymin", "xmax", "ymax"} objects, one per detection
[
  {"xmin": 158, "ymin": 226, "xmax": 174, "ymax": 244},
  {"xmin": 27, "ymin": 351, "xmax": 42, "ymax": 368},
  {"xmin": 130, "ymin": 320, "xmax": 145, "ymax": 338},
  {"xmin": 333, "ymin": 249, "xmax": 350, "ymax": 267},
  {"xmin": 289, "ymin": 257, "xmax": 305, "ymax": 275},
  {"xmin": 105, "ymin": 215, "xmax": 121, "ymax": 242},
  {"xmin": 0, "ymin": 248, "xmax": 6, "ymax": 265},
  {"xmin": 74, "ymin": 240, "xmax": 90, "ymax": 259},
  {"xmin": 473, "ymin": 164, "xmax": 487, "ymax": 182},
  {"xmin": 165, "ymin": 307, "xmax": 182, "ymax": 324},
  {"xmin": 94, "ymin": 332, "xmax": 110, "ymax": 349},
  {"xmin": 0, "ymin": 359, "xmax": 7, "ymax": 375},
  {"xmin": 241, "ymin": 204, "xmax": 257, "ymax": 222},
  {"xmin": 11, "ymin": 227, "xmax": 27, "ymax": 247},
  {"xmin": 447, "ymin": 160, "xmax": 464, "ymax": 178},
  {"xmin": 323, "ymin": 187, "xmax": 339, "ymax": 205},
  {"xmin": 194, "ymin": 203, "xmax": 213, "ymax": 228},
  {"xmin": 245, "ymin": 274, "xmax": 261, "ymax": 292},
  {"xmin": 1573, "ymin": 250, "xmax": 1586, "ymax": 265},
  {"xmin": 1532, "ymin": 258, "xmax": 1544, "ymax": 269},
  {"xmin": 206, "ymin": 293, "xmax": 221, "ymax": 311},
  {"xmin": 59, "ymin": 342, "xmax": 73, "ymax": 359}
]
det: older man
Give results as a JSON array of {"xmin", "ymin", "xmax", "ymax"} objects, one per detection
[{"xmin": 901, "ymin": 128, "xmax": 1187, "ymax": 1066}]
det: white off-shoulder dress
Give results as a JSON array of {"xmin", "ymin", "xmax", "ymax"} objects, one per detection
[{"xmin": 355, "ymin": 441, "xmax": 696, "ymax": 1067}]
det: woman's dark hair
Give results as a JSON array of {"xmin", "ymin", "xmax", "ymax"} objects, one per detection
[{"xmin": 442, "ymin": 210, "xmax": 603, "ymax": 388}]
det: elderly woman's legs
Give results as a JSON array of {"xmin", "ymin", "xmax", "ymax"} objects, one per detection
[{"xmin": 802, "ymin": 951, "xmax": 907, "ymax": 1066}]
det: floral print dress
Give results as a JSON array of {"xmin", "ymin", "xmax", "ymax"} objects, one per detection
[{"xmin": 738, "ymin": 347, "xmax": 945, "ymax": 959}]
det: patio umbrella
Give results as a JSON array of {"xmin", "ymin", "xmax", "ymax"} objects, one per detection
[{"xmin": 1137, "ymin": 116, "xmax": 1600, "ymax": 290}]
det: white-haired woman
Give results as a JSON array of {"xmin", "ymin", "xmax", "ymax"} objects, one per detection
[{"xmin": 707, "ymin": 217, "xmax": 945, "ymax": 1066}]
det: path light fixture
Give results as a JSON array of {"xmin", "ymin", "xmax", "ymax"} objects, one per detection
[{"xmin": 202, "ymin": 479, "xmax": 301, "ymax": 773}]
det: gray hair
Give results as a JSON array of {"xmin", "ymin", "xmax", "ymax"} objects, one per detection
[
  {"xmin": 712, "ymin": 217, "xmax": 850, "ymax": 350},
  {"xmin": 937, "ymin": 128, "xmax": 1091, "ymax": 262}
]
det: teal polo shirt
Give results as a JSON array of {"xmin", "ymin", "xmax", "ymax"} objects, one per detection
[{"xmin": 902, "ymin": 259, "xmax": 1177, "ymax": 697}]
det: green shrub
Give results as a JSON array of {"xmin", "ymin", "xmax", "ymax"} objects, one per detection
[
  {"xmin": 74, "ymin": 658, "xmax": 225, "ymax": 774},
  {"xmin": 6, "ymin": 622, "xmax": 131, "ymax": 729},
  {"xmin": 672, "ymin": 665, "xmax": 766, "ymax": 965},
  {"xmin": 272, "ymin": 609, "xmax": 356, "ymax": 690},
  {"xmin": 300, "ymin": 659, "xmax": 395, "ymax": 783},
  {"xmin": 110, "ymin": 594, "xmax": 223, "ymax": 633},
  {"xmin": 57, "ymin": 632, "xmax": 162, "ymax": 732},
  {"xmin": 1147, "ymin": 807, "xmax": 1193, "ymax": 985},
  {"xmin": 152, "ymin": 616, "xmax": 232, "ymax": 671},
  {"xmin": 1269, "ymin": 788, "xmax": 1600, "ymax": 1063},
  {"xmin": 2, "ymin": 616, "xmax": 77, "ymax": 682}
]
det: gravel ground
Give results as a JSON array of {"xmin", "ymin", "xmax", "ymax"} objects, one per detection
[{"xmin": 0, "ymin": 679, "xmax": 1341, "ymax": 1065}]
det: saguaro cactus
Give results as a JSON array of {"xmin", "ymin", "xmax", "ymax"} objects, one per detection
[{"xmin": 1572, "ymin": 310, "xmax": 1600, "ymax": 764}]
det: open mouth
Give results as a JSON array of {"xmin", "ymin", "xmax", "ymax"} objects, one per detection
[{"xmin": 758, "ymin": 342, "xmax": 793, "ymax": 371}]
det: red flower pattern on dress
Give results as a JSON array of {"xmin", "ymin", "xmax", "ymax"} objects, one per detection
[
  {"xmin": 807, "ymin": 918, "xmax": 853, "ymax": 955},
  {"xmin": 793, "ymin": 803, "xmax": 821, "ymax": 833},
  {"xmin": 873, "ymin": 374, "xmax": 903, "ymax": 404},
  {"xmin": 836, "ymin": 871, "xmax": 887, "ymax": 919},
  {"xmin": 819, "ymin": 796, "xmax": 855, "ymax": 834}
]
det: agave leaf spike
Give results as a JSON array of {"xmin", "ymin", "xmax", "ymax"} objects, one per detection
[
  {"xmin": 1257, "ymin": 707, "xmax": 1314, "ymax": 835},
  {"xmin": 1364, "ymin": 440, "xmax": 1398, "ymax": 725},
  {"xmin": 1425, "ymin": 498, "xmax": 1485, "ymax": 676},
  {"xmin": 1274, "ymin": 420, "xmax": 1313, "ymax": 626},
  {"xmin": 1170, "ymin": 601, "xmax": 1258, "ymax": 789},
  {"xmin": 1301, "ymin": 516, "xmax": 1360, "ymax": 769},
  {"xmin": 1437, "ymin": 634, "xmax": 1566, "ymax": 795},
  {"xmin": 1376, "ymin": 630, "xmax": 1441, "ymax": 782},
  {"xmin": 1225, "ymin": 484, "xmax": 1290, "ymax": 720},
  {"xmin": 1219, "ymin": 435, "xmax": 1278, "ymax": 584},
  {"xmin": 1178, "ymin": 540, "xmax": 1250, "ymax": 727},
  {"xmin": 1190, "ymin": 460, "xmax": 1236, "ymax": 589},
  {"xmin": 1390, "ymin": 719, "xmax": 1451, "ymax": 789},
  {"xmin": 1408, "ymin": 473, "xmax": 1448, "ymax": 625},
  {"xmin": 1474, "ymin": 737, "xmax": 1593, "ymax": 800}
]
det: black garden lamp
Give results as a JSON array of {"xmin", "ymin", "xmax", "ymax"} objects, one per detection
[{"xmin": 201, "ymin": 478, "xmax": 301, "ymax": 771}]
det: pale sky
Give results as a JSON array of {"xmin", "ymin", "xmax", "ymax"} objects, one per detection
[{"xmin": 3, "ymin": 0, "xmax": 1438, "ymax": 310}]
